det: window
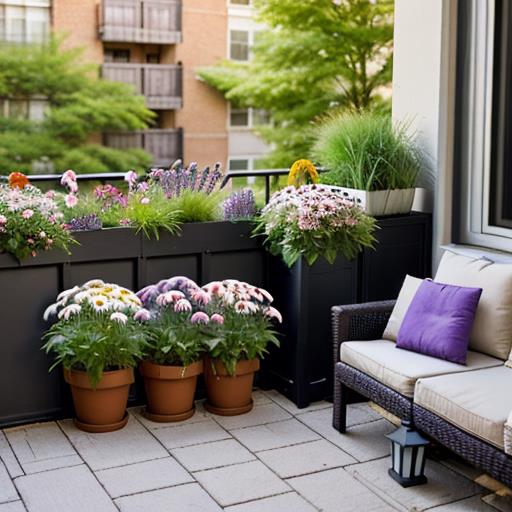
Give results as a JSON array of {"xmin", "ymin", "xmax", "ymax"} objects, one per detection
[
  {"xmin": 230, "ymin": 0, "xmax": 251, "ymax": 5},
  {"xmin": 0, "ymin": 98, "xmax": 48, "ymax": 121},
  {"xmin": 230, "ymin": 30, "xmax": 249, "ymax": 61},
  {"xmin": 104, "ymin": 49, "xmax": 131, "ymax": 63},
  {"xmin": 0, "ymin": 4, "xmax": 49, "ymax": 44},
  {"xmin": 229, "ymin": 159, "xmax": 249, "ymax": 171},
  {"xmin": 252, "ymin": 109, "xmax": 271, "ymax": 126},
  {"xmin": 230, "ymin": 108, "xmax": 249, "ymax": 127},
  {"xmin": 454, "ymin": 0, "xmax": 512, "ymax": 250}
]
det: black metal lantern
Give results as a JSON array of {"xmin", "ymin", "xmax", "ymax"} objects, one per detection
[{"xmin": 386, "ymin": 420, "xmax": 429, "ymax": 487}]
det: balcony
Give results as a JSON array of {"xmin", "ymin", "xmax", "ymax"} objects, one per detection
[
  {"xmin": 99, "ymin": 0, "xmax": 182, "ymax": 44},
  {"xmin": 102, "ymin": 63, "xmax": 183, "ymax": 110},
  {"xmin": 104, "ymin": 128, "xmax": 183, "ymax": 166}
]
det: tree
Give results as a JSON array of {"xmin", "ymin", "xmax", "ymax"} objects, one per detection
[
  {"xmin": 199, "ymin": 0, "xmax": 394, "ymax": 167},
  {"xmin": 0, "ymin": 38, "xmax": 155, "ymax": 174}
]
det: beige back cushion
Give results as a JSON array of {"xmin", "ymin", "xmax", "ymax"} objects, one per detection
[
  {"xmin": 383, "ymin": 275, "xmax": 423, "ymax": 341},
  {"xmin": 434, "ymin": 251, "xmax": 512, "ymax": 360}
]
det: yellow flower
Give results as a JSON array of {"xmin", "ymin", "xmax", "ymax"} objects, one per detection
[{"xmin": 287, "ymin": 159, "xmax": 319, "ymax": 187}]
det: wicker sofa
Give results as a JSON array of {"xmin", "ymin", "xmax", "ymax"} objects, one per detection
[{"xmin": 332, "ymin": 250, "xmax": 512, "ymax": 487}]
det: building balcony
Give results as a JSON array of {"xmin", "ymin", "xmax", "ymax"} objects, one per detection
[
  {"xmin": 104, "ymin": 128, "xmax": 183, "ymax": 167},
  {"xmin": 102, "ymin": 63, "xmax": 183, "ymax": 110},
  {"xmin": 99, "ymin": 0, "xmax": 182, "ymax": 45}
]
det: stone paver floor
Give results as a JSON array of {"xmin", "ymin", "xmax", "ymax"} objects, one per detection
[{"xmin": 1, "ymin": 389, "xmax": 511, "ymax": 512}]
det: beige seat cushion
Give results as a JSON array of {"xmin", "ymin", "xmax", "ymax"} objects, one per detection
[
  {"xmin": 415, "ymin": 366, "xmax": 512, "ymax": 448},
  {"xmin": 383, "ymin": 275, "xmax": 423, "ymax": 341},
  {"xmin": 434, "ymin": 251, "xmax": 512, "ymax": 360},
  {"xmin": 340, "ymin": 339, "xmax": 502, "ymax": 397}
]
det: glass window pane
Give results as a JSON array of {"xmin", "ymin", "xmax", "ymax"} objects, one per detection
[
  {"xmin": 230, "ymin": 0, "xmax": 250, "ymax": 4},
  {"xmin": 229, "ymin": 159, "xmax": 249, "ymax": 171},
  {"xmin": 230, "ymin": 108, "xmax": 249, "ymax": 127},
  {"xmin": 9, "ymin": 100, "xmax": 29, "ymax": 120},
  {"xmin": 230, "ymin": 30, "xmax": 249, "ymax": 61},
  {"xmin": 252, "ymin": 109, "xmax": 270, "ymax": 125}
]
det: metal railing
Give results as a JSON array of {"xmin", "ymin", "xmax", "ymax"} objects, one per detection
[{"xmin": 102, "ymin": 63, "xmax": 183, "ymax": 110}]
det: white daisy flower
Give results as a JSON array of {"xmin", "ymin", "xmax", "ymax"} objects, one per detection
[
  {"xmin": 73, "ymin": 291, "xmax": 90, "ymax": 304},
  {"xmin": 43, "ymin": 303, "xmax": 59, "ymax": 321},
  {"xmin": 89, "ymin": 295, "xmax": 110, "ymax": 313},
  {"xmin": 56, "ymin": 286, "xmax": 80, "ymax": 304},
  {"xmin": 58, "ymin": 304, "xmax": 81, "ymax": 320},
  {"xmin": 110, "ymin": 312, "xmax": 128, "ymax": 324},
  {"xmin": 83, "ymin": 279, "xmax": 105, "ymax": 289}
]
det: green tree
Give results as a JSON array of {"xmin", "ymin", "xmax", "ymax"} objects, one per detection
[
  {"xmin": 199, "ymin": 0, "xmax": 393, "ymax": 167},
  {"xmin": 0, "ymin": 38, "xmax": 155, "ymax": 174}
]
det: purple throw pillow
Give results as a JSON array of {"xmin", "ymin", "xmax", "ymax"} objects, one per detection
[{"xmin": 396, "ymin": 280, "xmax": 482, "ymax": 364}]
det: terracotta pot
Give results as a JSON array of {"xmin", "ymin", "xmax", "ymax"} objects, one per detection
[
  {"xmin": 204, "ymin": 357, "xmax": 260, "ymax": 416},
  {"xmin": 140, "ymin": 359, "xmax": 203, "ymax": 422},
  {"xmin": 63, "ymin": 368, "xmax": 134, "ymax": 433}
]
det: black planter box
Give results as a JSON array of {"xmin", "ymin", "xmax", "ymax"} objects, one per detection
[
  {"xmin": 0, "ymin": 221, "xmax": 264, "ymax": 427},
  {"xmin": 262, "ymin": 212, "xmax": 432, "ymax": 407}
]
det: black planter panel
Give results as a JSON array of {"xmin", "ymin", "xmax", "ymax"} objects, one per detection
[
  {"xmin": 208, "ymin": 250, "xmax": 266, "ymax": 286},
  {"xmin": 146, "ymin": 255, "xmax": 200, "ymax": 285},
  {"xmin": 69, "ymin": 260, "xmax": 137, "ymax": 290}
]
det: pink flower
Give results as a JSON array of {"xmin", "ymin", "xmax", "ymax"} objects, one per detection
[
  {"xmin": 264, "ymin": 306, "xmax": 283, "ymax": 323},
  {"xmin": 0, "ymin": 215, "xmax": 6, "ymax": 225},
  {"xmin": 39, "ymin": 231, "xmax": 46, "ymax": 238},
  {"xmin": 191, "ymin": 312, "xmax": 209, "ymax": 324},
  {"xmin": 140, "ymin": 197, "xmax": 150, "ymax": 205},
  {"xmin": 124, "ymin": 170, "xmax": 138, "ymax": 185},
  {"xmin": 174, "ymin": 298, "xmax": 192, "ymax": 313},
  {"xmin": 210, "ymin": 313, "xmax": 224, "ymax": 325},
  {"xmin": 27, "ymin": 238, "xmax": 34, "ymax": 245},
  {"xmin": 61, "ymin": 170, "xmax": 78, "ymax": 193},
  {"xmin": 119, "ymin": 218, "xmax": 131, "ymax": 226},
  {"xmin": 137, "ymin": 182, "xmax": 149, "ymax": 192},
  {"xmin": 156, "ymin": 290, "xmax": 185, "ymax": 306},
  {"xmin": 22, "ymin": 209, "xmax": 34, "ymax": 219},
  {"xmin": 31, "ymin": 251, "xmax": 37, "ymax": 257},
  {"xmin": 234, "ymin": 300, "xmax": 258, "ymax": 314},
  {"xmin": 191, "ymin": 289, "xmax": 210, "ymax": 306},
  {"xmin": 134, "ymin": 308, "xmax": 151, "ymax": 322},
  {"xmin": 65, "ymin": 194, "xmax": 78, "ymax": 208},
  {"xmin": 48, "ymin": 215, "xmax": 57, "ymax": 224}
]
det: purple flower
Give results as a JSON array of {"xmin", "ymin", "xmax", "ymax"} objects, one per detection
[
  {"xmin": 124, "ymin": 170, "xmax": 138, "ymax": 186},
  {"xmin": 191, "ymin": 311, "xmax": 209, "ymax": 324},
  {"xmin": 67, "ymin": 214, "xmax": 102, "ymax": 232},
  {"xmin": 134, "ymin": 308, "xmax": 151, "ymax": 321},
  {"xmin": 223, "ymin": 189, "xmax": 256, "ymax": 221}
]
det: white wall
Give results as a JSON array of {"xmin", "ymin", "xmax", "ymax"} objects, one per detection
[{"xmin": 392, "ymin": 0, "xmax": 458, "ymax": 268}]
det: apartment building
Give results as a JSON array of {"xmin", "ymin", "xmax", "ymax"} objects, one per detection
[
  {"xmin": 226, "ymin": 0, "xmax": 270, "ymax": 172},
  {"xmin": 0, "ymin": 0, "xmax": 269, "ymax": 169}
]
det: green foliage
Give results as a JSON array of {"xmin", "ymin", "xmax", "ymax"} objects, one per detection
[
  {"xmin": 199, "ymin": 0, "xmax": 394, "ymax": 167},
  {"xmin": 42, "ymin": 306, "xmax": 145, "ymax": 387},
  {"xmin": 314, "ymin": 113, "xmax": 421, "ymax": 190},
  {"xmin": 0, "ymin": 37, "xmax": 155, "ymax": 174},
  {"xmin": 171, "ymin": 190, "xmax": 222, "ymax": 223},
  {"xmin": 204, "ymin": 310, "xmax": 279, "ymax": 376},
  {"xmin": 144, "ymin": 310, "xmax": 205, "ymax": 366},
  {"xmin": 124, "ymin": 191, "xmax": 181, "ymax": 239}
]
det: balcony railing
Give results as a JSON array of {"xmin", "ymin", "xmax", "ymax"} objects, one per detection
[
  {"xmin": 99, "ymin": 0, "xmax": 182, "ymax": 44},
  {"xmin": 102, "ymin": 63, "xmax": 182, "ymax": 110},
  {"xmin": 104, "ymin": 128, "xmax": 183, "ymax": 167}
]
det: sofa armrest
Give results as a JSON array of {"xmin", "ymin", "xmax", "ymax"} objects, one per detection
[
  {"xmin": 505, "ymin": 411, "xmax": 512, "ymax": 455},
  {"xmin": 332, "ymin": 300, "xmax": 396, "ymax": 364}
]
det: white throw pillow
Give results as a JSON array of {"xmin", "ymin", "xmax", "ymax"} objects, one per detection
[
  {"xmin": 383, "ymin": 275, "xmax": 424, "ymax": 341},
  {"xmin": 434, "ymin": 250, "xmax": 512, "ymax": 360}
]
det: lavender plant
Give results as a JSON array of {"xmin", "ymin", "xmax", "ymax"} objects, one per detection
[
  {"xmin": 223, "ymin": 189, "xmax": 256, "ymax": 221},
  {"xmin": 67, "ymin": 214, "xmax": 102, "ymax": 232}
]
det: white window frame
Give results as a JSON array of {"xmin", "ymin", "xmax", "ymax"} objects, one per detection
[
  {"xmin": 456, "ymin": 0, "xmax": 512, "ymax": 251},
  {"xmin": 228, "ymin": 104, "xmax": 270, "ymax": 130},
  {"xmin": 228, "ymin": 155, "xmax": 263, "ymax": 171},
  {"xmin": 0, "ymin": 2, "xmax": 50, "ymax": 44}
]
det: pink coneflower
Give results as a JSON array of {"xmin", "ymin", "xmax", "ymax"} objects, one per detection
[
  {"xmin": 22, "ymin": 209, "xmax": 34, "ymax": 219},
  {"xmin": 124, "ymin": 170, "xmax": 138, "ymax": 186},
  {"xmin": 210, "ymin": 313, "xmax": 224, "ymax": 325},
  {"xmin": 110, "ymin": 312, "xmax": 128, "ymax": 324},
  {"xmin": 134, "ymin": 308, "xmax": 151, "ymax": 322},
  {"xmin": 264, "ymin": 306, "xmax": 283, "ymax": 323},
  {"xmin": 191, "ymin": 311, "xmax": 209, "ymax": 324},
  {"xmin": 65, "ymin": 194, "xmax": 78, "ymax": 208},
  {"xmin": 234, "ymin": 300, "xmax": 258, "ymax": 315},
  {"xmin": 203, "ymin": 281, "xmax": 225, "ymax": 297},
  {"xmin": 0, "ymin": 215, "xmax": 7, "ymax": 225},
  {"xmin": 191, "ymin": 289, "xmax": 210, "ymax": 306},
  {"xmin": 174, "ymin": 298, "xmax": 192, "ymax": 313},
  {"xmin": 140, "ymin": 197, "xmax": 150, "ymax": 205}
]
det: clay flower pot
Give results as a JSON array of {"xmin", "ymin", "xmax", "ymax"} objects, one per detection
[
  {"xmin": 140, "ymin": 359, "xmax": 203, "ymax": 422},
  {"xmin": 204, "ymin": 357, "xmax": 260, "ymax": 416},
  {"xmin": 63, "ymin": 368, "xmax": 134, "ymax": 433}
]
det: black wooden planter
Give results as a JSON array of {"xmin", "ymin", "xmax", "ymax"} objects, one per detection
[
  {"xmin": 0, "ymin": 221, "xmax": 264, "ymax": 427},
  {"xmin": 262, "ymin": 212, "xmax": 432, "ymax": 407}
]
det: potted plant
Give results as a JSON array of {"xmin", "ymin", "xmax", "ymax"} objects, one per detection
[
  {"xmin": 312, "ymin": 113, "xmax": 422, "ymax": 216},
  {"xmin": 136, "ymin": 277, "xmax": 207, "ymax": 422},
  {"xmin": 42, "ymin": 279, "xmax": 145, "ymax": 433},
  {"xmin": 201, "ymin": 280, "xmax": 282, "ymax": 416}
]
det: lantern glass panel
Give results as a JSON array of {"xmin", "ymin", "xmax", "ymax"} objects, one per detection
[
  {"xmin": 393, "ymin": 442, "xmax": 400, "ymax": 472},
  {"xmin": 414, "ymin": 446, "xmax": 425, "ymax": 477},
  {"xmin": 402, "ymin": 446, "xmax": 413, "ymax": 478}
]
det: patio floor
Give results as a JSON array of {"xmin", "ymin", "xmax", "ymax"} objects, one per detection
[{"xmin": 1, "ymin": 390, "xmax": 511, "ymax": 512}]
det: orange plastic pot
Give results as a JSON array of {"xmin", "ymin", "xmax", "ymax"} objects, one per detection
[
  {"xmin": 204, "ymin": 357, "xmax": 260, "ymax": 416},
  {"xmin": 63, "ymin": 368, "xmax": 134, "ymax": 433},
  {"xmin": 140, "ymin": 359, "xmax": 203, "ymax": 422}
]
